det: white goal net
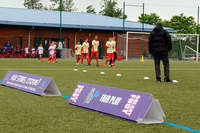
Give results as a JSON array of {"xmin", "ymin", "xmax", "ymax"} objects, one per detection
[
  {"xmin": 117, "ymin": 32, "xmax": 199, "ymax": 62},
  {"xmin": 183, "ymin": 45, "xmax": 200, "ymax": 61}
]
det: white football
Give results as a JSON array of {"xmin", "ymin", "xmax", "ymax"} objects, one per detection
[{"xmin": 73, "ymin": 69, "xmax": 78, "ymax": 71}]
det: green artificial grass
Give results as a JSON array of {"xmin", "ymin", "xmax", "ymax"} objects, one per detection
[{"xmin": 0, "ymin": 59, "xmax": 199, "ymax": 133}]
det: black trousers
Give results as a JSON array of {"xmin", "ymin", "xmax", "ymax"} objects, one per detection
[{"xmin": 153, "ymin": 54, "xmax": 170, "ymax": 81}]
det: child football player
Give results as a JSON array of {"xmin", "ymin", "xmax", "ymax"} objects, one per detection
[
  {"xmin": 48, "ymin": 41, "xmax": 55, "ymax": 63},
  {"xmin": 104, "ymin": 37, "xmax": 115, "ymax": 68},
  {"xmin": 75, "ymin": 41, "xmax": 82, "ymax": 65},
  {"xmin": 81, "ymin": 38, "xmax": 90, "ymax": 65},
  {"xmin": 37, "ymin": 44, "xmax": 44, "ymax": 61},
  {"xmin": 8, "ymin": 46, "xmax": 14, "ymax": 58},
  {"xmin": 53, "ymin": 42, "xmax": 57, "ymax": 63},
  {"xmin": 3, "ymin": 47, "xmax": 8, "ymax": 58},
  {"xmin": 0, "ymin": 46, "xmax": 3, "ymax": 57},
  {"xmin": 110, "ymin": 36, "xmax": 117, "ymax": 65},
  {"xmin": 15, "ymin": 46, "xmax": 21, "ymax": 58},
  {"xmin": 21, "ymin": 48, "xmax": 25, "ymax": 58},
  {"xmin": 89, "ymin": 35, "xmax": 99, "ymax": 66},
  {"xmin": 31, "ymin": 47, "xmax": 35, "ymax": 58},
  {"xmin": 24, "ymin": 47, "xmax": 29, "ymax": 58}
]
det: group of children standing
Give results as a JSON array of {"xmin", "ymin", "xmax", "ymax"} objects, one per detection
[
  {"xmin": 21, "ymin": 41, "xmax": 57, "ymax": 63},
  {"xmin": 1, "ymin": 36, "xmax": 118, "ymax": 67},
  {"xmin": 0, "ymin": 41, "xmax": 58, "ymax": 63},
  {"xmin": 18, "ymin": 44, "xmax": 44, "ymax": 59},
  {"xmin": 75, "ymin": 35, "xmax": 117, "ymax": 68},
  {"xmin": 0, "ymin": 45, "xmax": 42, "ymax": 58},
  {"xmin": 0, "ymin": 46, "xmax": 14, "ymax": 58},
  {"xmin": 23, "ymin": 41, "xmax": 57, "ymax": 63},
  {"xmin": 26, "ymin": 41, "xmax": 58, "ymax": 63}
]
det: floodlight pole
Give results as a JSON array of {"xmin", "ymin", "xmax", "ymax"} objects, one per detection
[
  {"xmin": 197, "ymin": 6, "xmax": 199, "ymax": 34},
  {"xmin": 60, "ymin": 0, "xmax": 63, "ymax": 42},
  {"xmin": 197, "ymin": 6, "xmax": 199, "ymax": 62},
  {"xmin": 197, "ymin": 34, "xmax": 199, "ymax": 62},
  {"xmin": 125, "ymin": 3, "xmax": 144, "ymax": 61},
  {"xmin": 122, "ymin": 1, "xmax": 125, "ymax": 57},
  {"xmin": 142, "ymin": 3, "xmax": 145, "ymax": 60}
]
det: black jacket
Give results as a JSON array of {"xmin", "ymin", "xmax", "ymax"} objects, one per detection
[{"xmin": 148, "ymin": 26, "xmax": 172, "ymax": 56}]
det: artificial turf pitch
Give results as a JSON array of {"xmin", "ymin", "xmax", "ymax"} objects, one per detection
[{"xmin": 0, "ymin": 59, "xmax": 199, "ymax": 133}]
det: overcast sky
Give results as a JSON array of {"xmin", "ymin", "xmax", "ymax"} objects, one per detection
[{"xmin": 0, "ymin": 0, "xmax": 200, "ymax": 22}]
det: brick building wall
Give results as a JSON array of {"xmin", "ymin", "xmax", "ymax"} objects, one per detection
[
  {"xmin": 0, "ymin": 25, "xmax": 114, "ymax": 48},
  {"xmin": 0, "ymin": 25, "xmax": 150, "ymax": 57}
]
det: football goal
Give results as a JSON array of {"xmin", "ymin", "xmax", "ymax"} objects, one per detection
[{"xmin": 117, "ymin": 32, "xmax": 199, "ymax": 62}]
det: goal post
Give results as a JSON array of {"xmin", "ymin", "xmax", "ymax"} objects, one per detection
[
  {"xmin": 197, "ymin": 34, "xmax": 199, "ymax": 62},
  {"xmin": 183, "ymin": 45, "xmax": 200, "ymax": 61},
  {"xmin": 123, "ymin": 32, "xmax": 199, "ymax": 62},
  {"xmin": 125, "ymin": 32, "xmax": 150, "ymax": 61},
  {"xmin": 171, "ymin": 33, "xmax": 199, "ymax": 62}
]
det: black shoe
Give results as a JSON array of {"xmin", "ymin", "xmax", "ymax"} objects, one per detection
[
  {"xmin": 156, "ymin": 79, "xmax": 161, "ymax": 82},
  {"xmin": 88, "ymin": 63, "xmax": 91, "ymax": 66},
  {"xmin": 164, "ymin": 79, "xmax": 172, "ymax": 83},
  {"xmin": 156, "ymin": 77, "xmax": 161, "ymax": 82},
  {"xmin": 96, "ymin": 64, "xmax": 99, "ymax": 67}
]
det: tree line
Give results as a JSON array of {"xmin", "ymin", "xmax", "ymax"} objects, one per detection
[
  {"xmin": 23, "ymin": 0, "xmax": 126, "ymax": 19},
  {"xmin": 138, "ymin": 13, "xmax": 198, "ymax": 34},
  {"xmin": 24, "ymin": 0, "xmax": 198, "ymax": 34}
]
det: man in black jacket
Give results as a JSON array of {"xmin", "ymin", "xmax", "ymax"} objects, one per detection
[{"xmin": 148, "ymin": 22, "xmax": 172, "ymax": 82}]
